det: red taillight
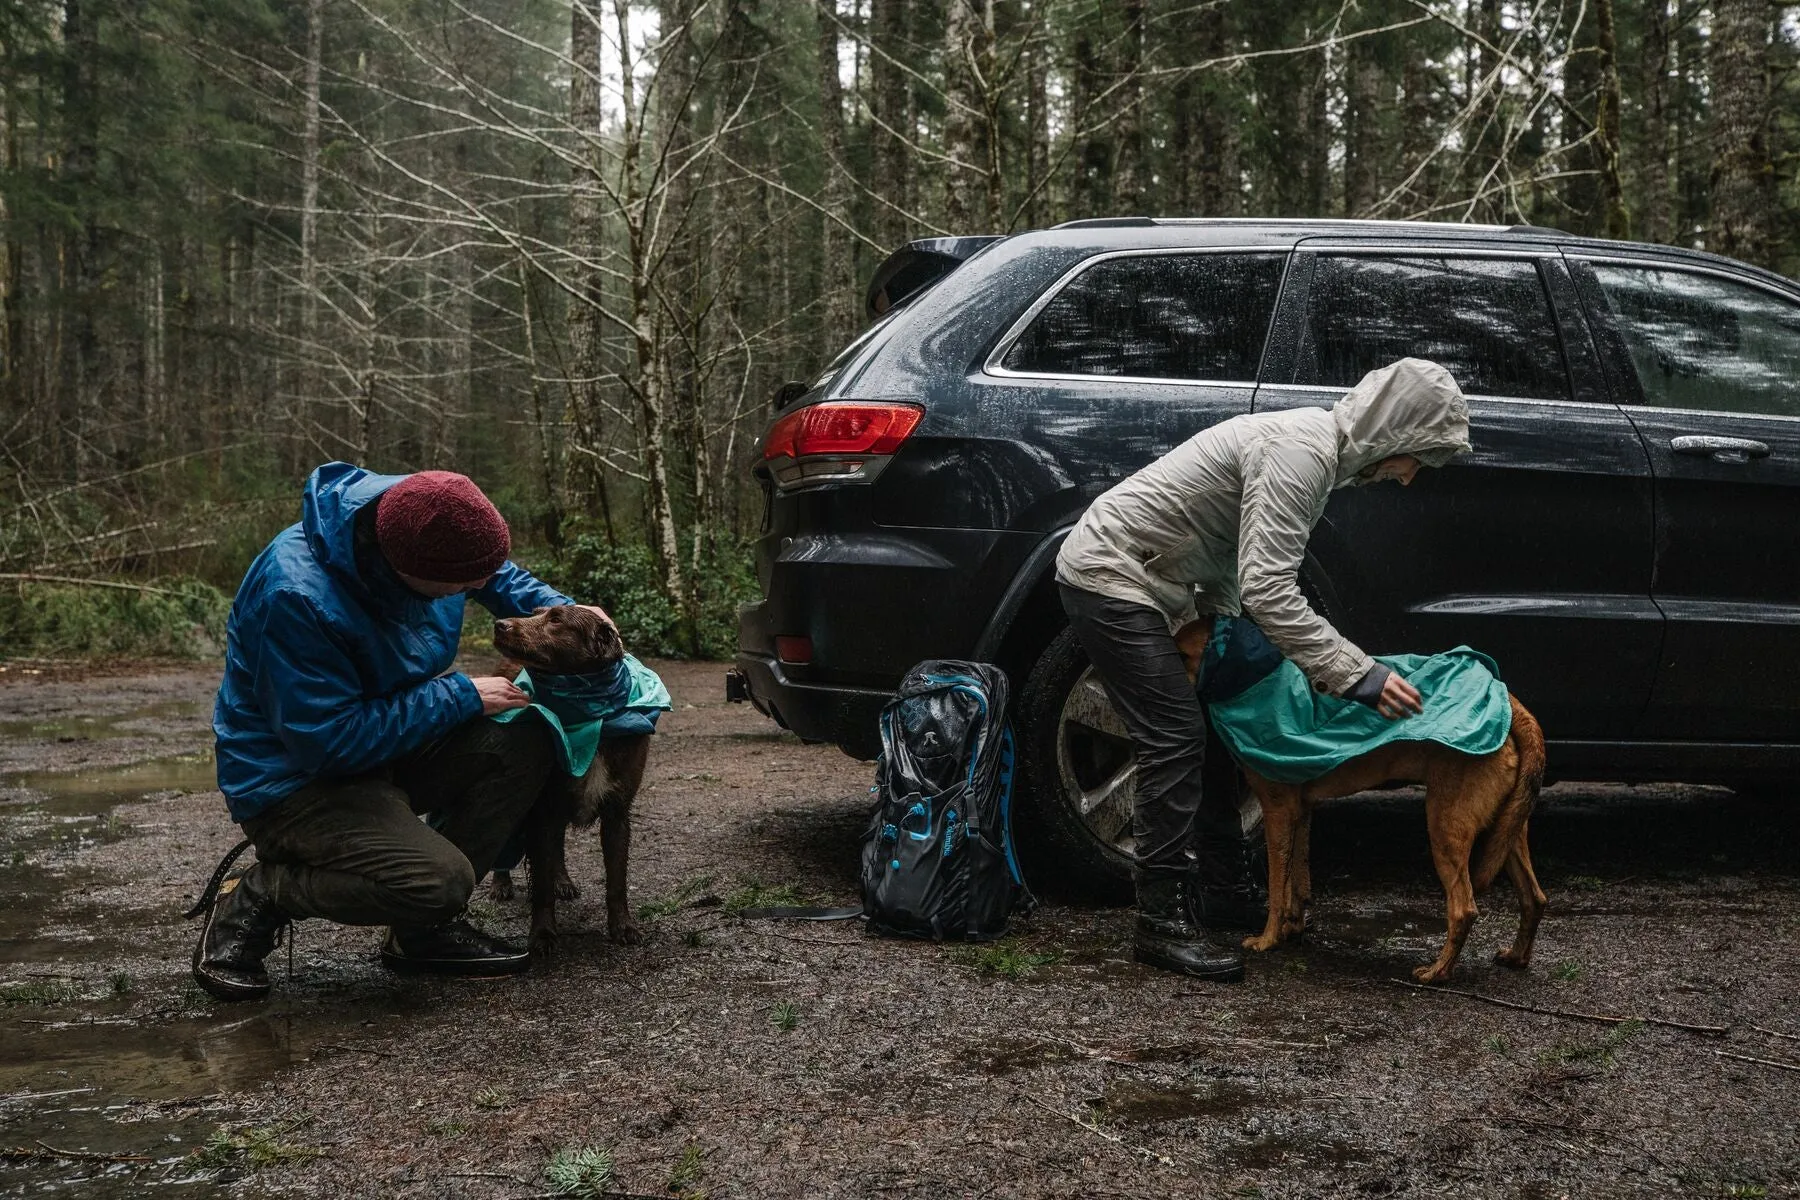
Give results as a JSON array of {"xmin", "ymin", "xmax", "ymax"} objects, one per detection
[
  {"xmin": 775, "ymin": 635, "xmax": 813, "ymax": 664},
  {"xmin": 762, "ymin": 402, "xmax": 923, "ymax": 460}
]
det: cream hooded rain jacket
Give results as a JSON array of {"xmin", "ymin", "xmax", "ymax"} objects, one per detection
[{"xmin": 1055, "ymin": 358, "xmax": 1473, "ymax": 697}]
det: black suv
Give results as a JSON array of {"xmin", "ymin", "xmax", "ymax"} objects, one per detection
[{"xmin": 730, "ymin": 218, "xmax": 1800, "ymax": 894}]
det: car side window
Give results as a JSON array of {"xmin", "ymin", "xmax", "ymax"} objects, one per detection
[
  {"xmin": 1589, "ymin": 264, "xmax": 1800, "ymax": 418},
  {"xmin": 1001, "ymin": 252, "xmax": 1283, "ymax": 382},
  {"xmin": 1296, "ymin": 255, "xmax": 1570, "ymax": 400}
]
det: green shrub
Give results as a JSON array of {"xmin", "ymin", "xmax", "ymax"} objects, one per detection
[
  {"xmin": 552, "ymin": 526, "xmax": 758, "ymax": 660},
  {"xmin": 0, "ymin": 577, "xmax": 229, "ymax": 660}
]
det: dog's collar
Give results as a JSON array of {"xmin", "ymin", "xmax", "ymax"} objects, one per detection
[{"xmin": 523, "ymin": 661, "xmax": 632, "ymax": 723}]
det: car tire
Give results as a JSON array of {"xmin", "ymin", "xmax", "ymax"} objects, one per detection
[{"xmin": 1015, "ymin": 626, "xmax": 1259, "ymax": 903}]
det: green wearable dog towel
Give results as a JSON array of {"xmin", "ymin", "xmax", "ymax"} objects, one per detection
[
  {"xmin": 1201, "ymin": 620, "xmax": 1512, "ymax": 785},
  {"xmin": 490, "ymin": 654, "xmax": 672, "ymax": 776}
]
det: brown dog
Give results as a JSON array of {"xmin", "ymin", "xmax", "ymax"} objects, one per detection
[
  {"xmin": 1176, "ymin": 618, "xmax": 1548, "ymax": 984},
  {"xmin": 491, "ymin": 605, "xmax": 652, "ymax": 954}
]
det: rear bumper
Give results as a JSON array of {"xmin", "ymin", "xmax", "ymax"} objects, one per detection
[{"xmin": 731, "ymin": 651, "xmax": 890, "ymax": 760}]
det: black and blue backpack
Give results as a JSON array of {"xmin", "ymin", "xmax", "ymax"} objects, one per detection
[{"xmin": 861, "ymin": 660, "xmax": 1034, "ymax": 940}]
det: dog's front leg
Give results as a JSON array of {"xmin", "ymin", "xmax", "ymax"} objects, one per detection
[
  {"xmin": 524, "ymin": 803, "xmax": 568, "ymax": 958},
  {"xmin": 599, "ymin": 801, "xmax": 640, "ymax": 945},
  {"xmin": 1244, "ymin": 782, "xmax": 1300, "ymax": 953}
]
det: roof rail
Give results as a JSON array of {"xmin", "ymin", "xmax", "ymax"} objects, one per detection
[
  {"xmin": 1507, "ymin": 223, "xmax": 1568, "ymax": 235},
  {"xmin": 1053, "ymin": 216, "xmax": 1159, "ymax": 229}
]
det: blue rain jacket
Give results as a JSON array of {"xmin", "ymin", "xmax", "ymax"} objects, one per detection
[{"xmin": 212, "ymin": 462, "xmax": 570, "ymax": 821}]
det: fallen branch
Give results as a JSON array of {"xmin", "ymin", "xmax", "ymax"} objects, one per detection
[
  {"xmin": 1753, "ymin": 1024, "xmax": 1800, "ymax": 1043},
  {"xmin": 1384, "ymin": 979, "xmax": 1729, "ymax": 1037},
  {"xmin": 0, "ymin": 573, "xmax": 195, "ymax": 599},
  {"xmin": 0, "ymin": 1087, "xmax": 96, "ymax": 1103},
  {"xmin": 1021, "ymin": 1093, "xmax": 1176, "ymax": 1169},
  {"xmin": 2, "ymin": 1140, "xmax": 153, "ymax": 1164},
  {"xmin": 1715, "ymin": 1049, "xmax": 1800, "ymax": 1074}
]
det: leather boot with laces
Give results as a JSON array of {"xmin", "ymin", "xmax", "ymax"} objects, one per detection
[
  {"xmin": 192, "ymin": 865, "xmax": 291, "ymax": 1001},
  {"xmin": 1187, "ymin": 834, "xmax": 1270, "ymax": 932},
  {"xmin": 1134, "ymin": 867, "xmax": 1245, "ymax": 982},
  {"xmin": 380, "ymin": 915, "xmax": 529, "ymax": 976}
]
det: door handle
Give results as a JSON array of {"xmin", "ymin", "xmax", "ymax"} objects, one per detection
[{"xmin": 1670, "ymin": 434, "xmax": 1771, "ymax": 464}]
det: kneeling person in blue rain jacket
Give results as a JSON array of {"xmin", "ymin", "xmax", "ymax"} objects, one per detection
[{"xmin": 194, "ymin": 462, "xmax": 597, "ymax": 1000}]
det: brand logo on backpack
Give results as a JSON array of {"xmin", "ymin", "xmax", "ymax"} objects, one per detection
[{"xmin": 860, "ymin": 660, "xmax": 1035, "ymax": 941}]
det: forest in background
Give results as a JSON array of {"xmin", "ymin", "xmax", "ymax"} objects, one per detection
[{"xmin": 3, "ymin": 0, "xmax": 1799, "ymax": 658}]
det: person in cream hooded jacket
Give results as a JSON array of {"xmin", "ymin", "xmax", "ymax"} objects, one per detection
[{"xmin": 1056, "ymin": 358, "xmax": 1473, "ymax": 981}]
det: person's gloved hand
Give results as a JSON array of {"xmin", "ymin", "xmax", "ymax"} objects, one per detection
[
  {"xmin": 1344, "ymin": 663, "xmax": 1423, "ymax": 720},
  {"xmin": 471, "ymin": 675, "xmax": 530, "ymax": 715}
]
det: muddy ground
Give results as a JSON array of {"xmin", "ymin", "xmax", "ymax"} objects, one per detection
[{"xmin": 1, "ymin": 659, "xmax": 1796, "ymax": 1199}]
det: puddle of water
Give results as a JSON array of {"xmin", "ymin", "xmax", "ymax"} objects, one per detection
[
  {"xmin": 0, "ymin": 699, "xmax": 205, "ymax": 744},
  {"xmin": 1089, "ymin": 1078, "xmax": 1255, "ymax": 1123},
  {"xmin": 2, "ymin": 1001, "xmax": 405, "ymax": 1196}
]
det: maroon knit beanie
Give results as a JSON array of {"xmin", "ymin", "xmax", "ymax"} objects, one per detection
[{"xmin": 374, "ymin": 471, "xmax": 511, "ymax": 583}]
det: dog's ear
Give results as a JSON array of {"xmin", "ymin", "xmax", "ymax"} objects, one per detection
[{"xmin": 588, "ymin": 614, "xmax": 624, "ymax": 662}]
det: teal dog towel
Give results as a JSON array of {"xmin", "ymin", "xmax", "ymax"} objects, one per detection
[
  {"xmin": 1200, "ymin": 618, "xmax": 1512, "ymax": 785},
  {"xmin": 490, "ymin": 654, "xmax": 672, "ymax": 776}
]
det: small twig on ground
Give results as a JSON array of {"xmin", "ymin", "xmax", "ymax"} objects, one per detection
[
  {"xmin": 0, "ymin": 1087, "xmax": 96, "ymax": 1103},
  {"xmin": 1, "ymin": 1141, "xmax": 153, "ymax": 1165},
  {"xmin": 1383, "ymin": 979, "xmax": 1729, "ymax": 1036},
  {"xmin": 313, "ymin": 1043, "xmax": 395, "ymax": 1060},
  {"xmin": 1021, "ymin": 1093, "xmax": 1176, "ymax": 1169},
  {"xmin": 445, "ymin": 1170, "xmax": 529, "ymax": 1182},
  {"xmin": 1714, "ymin": 1049, "xmax": 1800, "ymax": 1074},
  {"xmin": 1753, "ymin": 1024, "xmax": 1800, "ymax": 1043}
]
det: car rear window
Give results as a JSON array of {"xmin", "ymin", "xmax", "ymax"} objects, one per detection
[
  {"xmin": 1589, "ymin": 263, "xmax": 1800, "ymax": 418},
  {"xmin": 1000, "ymin": 252, "xmax": 1283, "ymax": 382},
  {"xmin": 1296, "ymin": 255, "xmax": 1570, "ymax": 400}
]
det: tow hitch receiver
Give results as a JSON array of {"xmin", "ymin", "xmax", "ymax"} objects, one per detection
[{"xmin": 724, "ymin": 668, "xmax": 751, "ymax": 703}]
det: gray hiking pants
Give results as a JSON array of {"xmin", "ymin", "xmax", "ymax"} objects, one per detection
[
  {"xmin": 1059, "ymin": 583, "xmax": 1241, "ymax": 875},
  {"xmin": 239, "ymin": 716, "xmax": 556, "ymax": 931}
]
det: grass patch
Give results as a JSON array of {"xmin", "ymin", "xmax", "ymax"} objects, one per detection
[
  {"xmin": 770, "ymin": 1000, "xmax": 801, "ymax": 1032},
  {"xmin": 1482, "ymin": 1035, "xmax": 1511, "ymax": 1056},
  {"xmin": 682, "ymin": 929, "xmax": 706, "ymax": 949},
  {"xmin": 109, "ymin": 971, "xmax": 133, "ymax": 997},
  {"xmin": 668, "ymin": 1143, "xmax": 705, "ymax": 1194},
  {"xmin": 545, "ymin": 1145, "xmax": 616, "ymax": 1198},
  {"xmin": 426, "ymin": 1117, "xmax": 470, "ymax": 1137},
  {"xmin": 1552, "ymin": 961, "xmax": 1583, "ymax": 983},
  {"xmin": 1538, "ymin": 1019, "xmax": 1643, "ymax": 1069},
  {"xmin": 192, "ymin": 1123, "xmax": 321, "ymax": 1170},
  {"xmin": 953, "ymin": 940, "xmax": 1063, "ymax": 980},
  {"xmin": 472, "ymin": 1087, "xmax": 510, "ymax": 1110},
  {"xmin": 721, "ymin": 879, "xmax": 803, "ymax": 914},
  {"xmin": 1, "ymin": 978, "xmax": 79, "ymax": 1006},
  {"xmin": 639, "ymin": 874, "xmax": 717, "ymax": 920},
  {"xmin": 1566, "ymin": 875, "xmax": 1607, "ymax": 892}
]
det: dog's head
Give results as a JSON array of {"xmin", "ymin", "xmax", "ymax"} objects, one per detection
[{"xmin": 492, "ymin": 605, "xmax": 625, "ymax": 673}]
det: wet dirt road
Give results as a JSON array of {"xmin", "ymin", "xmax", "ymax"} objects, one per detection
[{"xmin": 1, "ymin": 661, "xmax": 1796, "ymax": 1198}]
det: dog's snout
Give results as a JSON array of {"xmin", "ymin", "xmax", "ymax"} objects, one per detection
[{"xmin": 495, "ymin": 619, "xmax": 512, "ymax": 636}]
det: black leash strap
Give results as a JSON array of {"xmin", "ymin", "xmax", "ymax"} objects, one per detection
[
  {"xmin": 735, "ymin": 905, "xmax": 865, "ymax": 922},
  {"xmin": 183, "ymin": 837, "xmax": 254, "ymax": 919}
]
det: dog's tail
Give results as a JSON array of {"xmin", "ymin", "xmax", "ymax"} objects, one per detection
[{"xmin": 1472, "ymin": 695, "xmax": 1545, "ymax": 891}]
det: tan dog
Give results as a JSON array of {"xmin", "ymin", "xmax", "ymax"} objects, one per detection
[
  {"xmin": 492, "ymin": 605, "xmax": 652, "ymax": 954},
  {"xmin": 1175, "ymin": 618, "xmax": 1548, "ymax": 984}
]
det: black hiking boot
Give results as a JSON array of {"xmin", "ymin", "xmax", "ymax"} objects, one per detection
[
  {"xmin": 1187, "ymin": 835, "xmax": 1270, "ymax": 932},
  {"xmin": 380, "ymin": 917, "xmax": 529, "ymax": 976},
  {"xmin": 192, "ymin": 865, "xmax": 290, "ymax": 1002},
  {"xmin": 1134, "ymin": 869, "xmax": 1245, "ymax": 982}
]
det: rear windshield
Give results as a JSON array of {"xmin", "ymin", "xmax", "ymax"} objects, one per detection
[{"xmin": 1000, "ymin": 252, "xmax": 1284, "ymax": 383}]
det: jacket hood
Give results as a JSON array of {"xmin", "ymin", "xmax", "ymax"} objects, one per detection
[
  {"xmin": 301, "ymin": 462, "xmax": 408, "ymax": 592},
  {"xmin": 1330, "ymin": 358, "xmax": 1472, "ymax": 486}
]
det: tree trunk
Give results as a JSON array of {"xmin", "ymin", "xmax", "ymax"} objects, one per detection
[
  {"xmin": 300, "ymin": 0, "xmax": 323, "ymax": 426},
  {"xmin": 564, "ymin": 0, "xmax": 607, "ymax": 514},
  {"xmin": 1023, "ymin": 9, "xmax": 1048, "ymax": 226},
  {"xmin": 1708, "ymin": 0, "xmax": 1775, "ymax": 266},
  {"xmin": 1113, "ymin": 0, "xmax": 1146, "ymax": 213},
  {"xmin": 942, "ymin": 0, "xmax": 983, "ymax": 231},
  {"xmin": 870, "ymin": 0, "xmax": 910, "ymax": 248},
  {"xmin": 1593, "ymin": 0, "xmax": 1630, "ymax": 239},
  {"xmin": 1638, "ymin": 0, "xmax": 1672, "ymax": 243},
  {"xmin": 1344, "ymin": 39, "xmax": 1383, "ymax": 217},
  {"xmin": 816, "ymin": 0, "xmax": 854, "ymax": 351},
  {"xmin": 1071, "ymin": 18, "xmax": 1111, "ymax": 217}
]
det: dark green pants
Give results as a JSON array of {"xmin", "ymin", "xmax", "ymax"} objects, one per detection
[{"xmin": 239, "ymin": 717, "xmax": 556, "ymax": 931}]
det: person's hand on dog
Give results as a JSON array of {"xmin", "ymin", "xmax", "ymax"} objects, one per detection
[
  {"xmin": 471, "ymin": 675, "xmax": 531, "ymax": 715},
  {"xmin": 1377, "ymin": 673, "xmax": 1424, "ymax": 720}
]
